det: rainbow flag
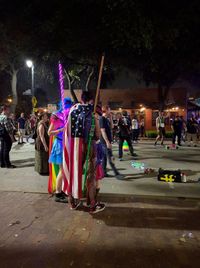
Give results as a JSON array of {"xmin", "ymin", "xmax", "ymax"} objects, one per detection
[
  {"xmin": 123, "ymin": 140, "xmax": 129, "ymax": 152},
  {"xmin": 48, "ymin": 136, "xmax": 60, "ymax": 194}
]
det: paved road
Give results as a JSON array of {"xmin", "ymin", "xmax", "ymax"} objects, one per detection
[
  {"xmin": 1, "ymin": 141, "xmax": 200, "ymax": 267},
  {"xmin": 0, "ymin": 192, "xmax": 200, "ymax": 268},
  {"xmin": 0, "ymin": 140, "xmax": 200, "ymax": 198}
]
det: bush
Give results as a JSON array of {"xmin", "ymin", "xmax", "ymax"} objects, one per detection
[{"xmin": 146, "ymin": 130, "xmax": 173, "ymax": 139}]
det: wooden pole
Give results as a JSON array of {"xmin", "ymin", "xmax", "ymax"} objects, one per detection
[{"xmin": 94, "ymin": 54, "xmax": 105, "ymax": 113}]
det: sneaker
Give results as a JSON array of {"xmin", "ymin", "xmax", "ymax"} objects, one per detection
[
  {"xmin": 90, "ymin": 203, "xmax": 105, "ymax": 214},
  {"xmin": 131, "ymin": 153, "xmax": 138, "ymax": 157},
  {"xmin": 118, "ymin": 158, "xmax": 123, "ymax": 161},
  {"xmin": 70, "ymin": 200, "xmax": 81, "ymax": 210},
  {"xmin": 104, "ymin": 173, "xmax": 112, "ymax": 178},
  {"xmin": 116, "ymin": 174, "xmax": 124, "ymax": 180},
  {"xmin": 55, "ymin": 193, "xmax": 68, "ymax": 203},
  {"xmin": 6, "ymin": 165, "xmax": 16, "ymax": 169}
]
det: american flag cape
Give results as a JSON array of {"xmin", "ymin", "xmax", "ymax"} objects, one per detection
[{"xmin": 63, "ymin": 103, "xmax": 93, "ymax": 199}]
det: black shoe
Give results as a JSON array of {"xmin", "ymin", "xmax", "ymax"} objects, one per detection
[
  {"xmin": 131, "ymin": 153, "xmax": 138, "ymax": 157},
  {"xmin": 55, "ymin": 193, "xmax": 68, "ymax": 203},
  {"xmin": 90, "ymin": 203, "xmax": 105, "ymax": 214},
  {"xmin": 116, "ymin": 174, "xmax": 124, "ymax": 180},
  {"xmin": 104, "ymin": 174, "xmax": 112, "ymax": 178},
  {"xmin": 6, "ymin": 165, "xmax": 16, "ymax": 169}
]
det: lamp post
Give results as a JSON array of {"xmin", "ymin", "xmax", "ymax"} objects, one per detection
[{"xmin": 26, "ymin": 60, "xmax": 34, "ymax": 96}]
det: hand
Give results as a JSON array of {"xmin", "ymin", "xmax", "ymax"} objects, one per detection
[
  {"xmin": 44, "ymin": 146, "xmax": 48, "ymax": 152},
  {"xmin": 106, "ymin": 141, "xmax": 112, "ymax": 149}
]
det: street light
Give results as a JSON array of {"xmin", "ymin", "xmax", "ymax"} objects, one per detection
[{"xmin": 26, "ymin": 60, "xmax": 34, "ymax": 96}]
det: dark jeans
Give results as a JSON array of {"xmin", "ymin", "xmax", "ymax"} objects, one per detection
[
  {"xmin": 132, "ymin": 129, "xmax": 139, "ymax": 141},
  {"xmin": 119, "ymin": 136, "xmax": 134, "ymax": 158},
  {"xmin": 102, "ymin": 143, "xmax": 119, "ymax": 176},
  {"xmin": 0, "ymin": 136, "xmax": 12, "ymax": 167},
  {"xmin": 172, "ymin": 131, "xmax": 181, "ymax": 145}
]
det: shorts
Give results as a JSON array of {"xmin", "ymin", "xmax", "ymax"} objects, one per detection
[{"xmin": 158, "ymin": 127, "xmax": 165, "ymax": 137}]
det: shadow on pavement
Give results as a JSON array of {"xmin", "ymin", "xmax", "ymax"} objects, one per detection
[
  {"xmin": 0, "ymin": 238, "xmax": 200, "ymax": 268},
  {"xmin": 92, "ymin": 206, "xmax": 200, "ymax": 230}
]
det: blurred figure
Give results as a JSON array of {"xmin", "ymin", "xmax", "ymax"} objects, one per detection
[
  {"xmin": 99, "ymin": 105, "xmax": 121, "ymax": 178},
  {"xmin": 140, "ymin": 118, "xmax": 145, "ymax": 138},
  {"xmin": 154, "ymin": 111, "xmax": 166, "ymax": 146},
  {"xmin": 186, "ymin": 115, "xmax": 198, "ymax": 147},
  {"xmin": 131, "ymin": 116, "xmax": 139, "ymax": 143},
  {"xmin": 0, "ymin": 105, "xmax": 16, "ymax": 168},
  {"xmin": 35, "ymin": 113, "xmax": 49, "ymax": 175},
  {"xmin": 117, "ymin": 112, "xmax": 137, "ymax": 160},
  {"xmin": 171, "ymin": 115, "xmax": 183, "ymax": 146},
  {"xmin": 17, "ymin": 112, "xmax": 26, "ymax": 144}
]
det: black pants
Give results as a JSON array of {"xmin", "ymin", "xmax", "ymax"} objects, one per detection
[
  {"xmin": 0, "ymin": 136, "xmax": 12, "ymax": 167},
  {"xmin": 172, "ymin": 131, "xmax": 181, "ymax": 145},
  {"xmin": 119, "ymin": 136, "xmax": 134, "ymax": 158},
  {"xmin": 102, "ymin": 143, "xmax": 119, "ymax": 176},
  {"xmin": 132, "ymin": 129, "xmax": 139, "ymax": 141}
]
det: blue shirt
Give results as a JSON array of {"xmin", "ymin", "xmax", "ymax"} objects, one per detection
[
  {"xmin": 99, "ymin": 116, "xmax": 112, "ymax": 143},
  {"xmin": 18, "ymin": 117, "xmax": 26, "ymax": 129}
]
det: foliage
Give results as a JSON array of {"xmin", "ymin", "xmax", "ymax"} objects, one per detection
[{"xmin": 146, "ymin": 130, "xmax": 173, "ymax": 139}]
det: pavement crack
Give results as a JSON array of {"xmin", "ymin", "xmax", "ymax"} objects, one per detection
[{"xmin": 21, "ymin": 216, "xmax": 39, "ymax": 230}]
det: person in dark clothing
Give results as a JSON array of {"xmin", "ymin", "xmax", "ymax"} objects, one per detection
[
  {"xmin": 171, "ymin": 115, "xmax": 183, "ymax": 146},
  {"xmin": 99, "ymin": 106, "xmax": 122, "ymax": 179},
  {"xmin": 186, "ymin": 115, "xmax": 198, "ymax": 146},
  {"xmin": 17, "ymin": 112, "xmax": 26, "ymax": 144},
  {"xmin": 117, "ymin": 112, "xmax": 137, "ymax": 161},
  {"xmin": 0, "ymin": 105, "xmax": 16, "ymax": 168}
]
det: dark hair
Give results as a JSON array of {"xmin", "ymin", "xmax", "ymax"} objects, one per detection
[
  {"xmin": 1, "ymin": 105, "xmax": 10, "ymax": 112},
  {"xmin": 39, "ymin": 112, "xmax": 48, "ymax": 121},
  {"xmin": 81, "ymin": 91, "xmax": 93, "ymax": 103}
]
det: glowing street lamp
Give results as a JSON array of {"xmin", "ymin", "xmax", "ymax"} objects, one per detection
[{"xmin": 26, "ymin": 60, "xmax": 34, "ymax": 96}]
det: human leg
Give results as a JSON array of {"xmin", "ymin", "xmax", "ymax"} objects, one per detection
[{"xmin": 118, "ymin": 137, "xmax": 124, "ymax": 159}]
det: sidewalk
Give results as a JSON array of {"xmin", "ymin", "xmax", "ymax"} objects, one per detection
[{"xmin": 0, "ymin": 140, "xmax": 200, "ymax": 199}]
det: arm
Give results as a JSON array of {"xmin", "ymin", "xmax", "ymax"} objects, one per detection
[
  {"xmin": 48, "ymin": 122, "xmax": 64, "ymax": 136},
  {"xmin": 95, "ymin": 114, "xmax": 101, "ymax": 140},
  {"xmin": 39, "ymin": 124, "xmax": 48, "ymax": 152},
  {"xmin": 100, "ymin": 128, "xmax": 112, "ymax": 149}
]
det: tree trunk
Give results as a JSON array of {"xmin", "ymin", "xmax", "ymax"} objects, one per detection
[
  {"xmin": 11, "ymin": 69, "xmax": 18, "ymax": 112},
  {"xmin": 64, "ymin": 70, "xmax": 78, "ymax": 103},
  {"xmin": 85, "ymin": 67, "xmax": 94, "ymax": 91}
]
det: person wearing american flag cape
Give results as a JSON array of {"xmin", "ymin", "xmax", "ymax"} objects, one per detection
[{"xmin": 63, "ymin": 91, "xmax": 105, "ymax": 214}]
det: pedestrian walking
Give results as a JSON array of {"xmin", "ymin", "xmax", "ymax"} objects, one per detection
[
  {"xmin": 99, "ymin": 105, "xmax": 122, "ymax": 179},
  {"xmin": 17, "ymin": 112, "xmax": 26, "ymax": 144},
  {"xmin": 171, "ymin": 115, "xmax": 183, "ymax": 146},
  {"xmin": 186, "ymin": 115, "xmax": 198, "ymax": 147},
  {"xmin": 117, "ymin": 112, "xmax": 137, "ymax": 161},
  {"xmin": 154, "ymin": 111, "xmax": 166, "ymax": 146},
  {"xmin": 131, "ymin": 116, "xmax": 139, "ymax": 143},
  {"xmin": 140, "ymin": 118, "xmax": 145, "ymax": 138},
  {"xmin": 0, "ymin": 105, "xmax": 16, "ymax": 168}
]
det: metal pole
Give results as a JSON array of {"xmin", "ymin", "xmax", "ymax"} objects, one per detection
[{"xmin": 32, "ymin": 65, "xmax": 34, "ymax": 96}]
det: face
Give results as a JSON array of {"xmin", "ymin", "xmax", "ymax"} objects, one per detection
[
  {"xmin": 21, "ymin": 113, "xmax": 24, "ymax": 118},
  {"xmin": 43, "ymin": 114, "xmax": 48, "ymax": 122}
]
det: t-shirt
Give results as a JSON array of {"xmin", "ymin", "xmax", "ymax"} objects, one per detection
[
  {"xmin": 18, "ymin": 117, "xmax": 26, "ymax": 129},
  {"xmin": 99, "ymin": 116, "xmax": 112, "ymax": 143},
  {"xmin": 118, "ymin": 118, "xmax": 130, "ymax": 137},
  {"xmin": 172, "ymin": 119, "xmax": 183, "ymax": 132},
  {"xmin": 132, "ymin": 119, "xmax": 139, "ymax": 130}
]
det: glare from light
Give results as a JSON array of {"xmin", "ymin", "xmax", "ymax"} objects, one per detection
[{"xmin": 26, "ymin": 60, "xmax": 33, "ymax": 68}]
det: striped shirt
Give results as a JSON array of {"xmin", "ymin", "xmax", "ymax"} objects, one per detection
[{"xmin": 0, "ymin": 114, "xmax": 14, "ymax": 135}]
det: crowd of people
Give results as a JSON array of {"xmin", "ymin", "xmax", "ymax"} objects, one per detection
[{"xmin": 0, "ymin": 95, "xmax": 200, "ymax": 214}]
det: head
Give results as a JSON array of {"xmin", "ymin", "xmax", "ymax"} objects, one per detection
[
  {"xmin": 21, "ymin": 113, "xmax": 24, "ymax": 118},
  {"xmin": 39, "ymin": 112, "xmax": 49, "ymax": 123},
  {"xmin": 159, "ymin": 111, "xmax": 164, "ymax": 117},
  {"xmin": 175, "ymin": 115, "xmax": 180, "ymax": 120},
  {"xmin": 122, "ymin": 110, "xmax": 127, "ymax": 117},
  {"xmin": 1, "ymin": 105, "xmax": 10, "ymax": 116},
  {"xmin": 58, "ymin": 97, "xmax": 72, "ymax": 112},
  {"xmin": 81, "ymin": 91, "xmax": 93, "ymax": 104},
  {"xmin": 102, "ymin": 105, "xmax": 111, "ymax": 116},
  {"xmin": 116, "ymin": 112, "xmax": 122, "ymax": 119}
]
